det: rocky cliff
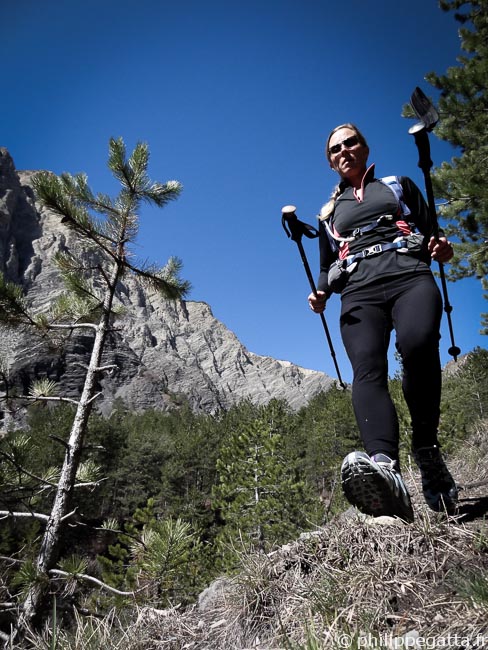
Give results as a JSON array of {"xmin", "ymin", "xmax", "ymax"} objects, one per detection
[{"xmin": 0, "ymin": 149, "xmax": 333, "ymax": 418}]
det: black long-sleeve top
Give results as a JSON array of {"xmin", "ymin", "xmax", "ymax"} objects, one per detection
[{"xmin": 317, "ymin": 165, "xmax": 436, "ymax": 298}]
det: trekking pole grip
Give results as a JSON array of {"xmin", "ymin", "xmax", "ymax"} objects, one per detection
[{"xmin": 410, "ymin": 124, "xmax": 433, "ymax": 172}]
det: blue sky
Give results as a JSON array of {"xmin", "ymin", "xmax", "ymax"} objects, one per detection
[{"xmin": 2, "ymin": 0, "xmax": 486, "ymax": 384}]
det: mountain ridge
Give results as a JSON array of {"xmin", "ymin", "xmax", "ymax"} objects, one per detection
[{"xmin": 0, "ymin": 148, "xmax": 334, "ymax": 419}]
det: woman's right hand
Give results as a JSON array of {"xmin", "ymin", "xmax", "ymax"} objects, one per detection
[{"xmin": 308, "ymin": 291, "xmax": 327, "ymax": 314}]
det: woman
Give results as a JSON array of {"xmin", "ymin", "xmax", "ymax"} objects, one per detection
[{"xmin": 308, "ymin": 123, "xmax": 457, "ymax": 521}]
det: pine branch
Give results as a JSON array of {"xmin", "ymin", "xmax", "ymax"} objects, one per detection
[
  {"xmin": 123, "ymin": 256, "xmax": 191, "ymax": 299},
  {"xmin": 33, "ymin": 172, "xmax": 117, "ymax": 254},
  {"xmin": 54, "ymin": 254, "xmax": 106, "ymax": 300},
  {"xmin": 0, "ymin": 446, "xmax": 106, "ymax": 495},
  {"xmin": 108, "ymin": 138, "xmax": 182, "ymax": 205},
  {"xmin": 108, "ymin": 137, "xmax": 134, "ymax": 191},
  {"xmin": 0, "ymin": 450, "xmax": 59, "ymax": 488},
  {"xmin": 85, "ymin": 193, "xmax": 120, "ymax": 221},
  {"xmin": 0, "ymin": 275, "xmax": 37, "ymax": 327},
  {"xmin": 140, "ymin": 180, "xmax": 183, "ymax": 207}
]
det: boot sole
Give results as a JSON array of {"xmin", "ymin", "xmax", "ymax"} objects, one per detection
[{"xmin": 341, "ymin": 455, "xmax": 414, "ymax": 522}]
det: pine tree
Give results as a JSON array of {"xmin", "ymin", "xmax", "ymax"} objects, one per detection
[
  {"xmin": 439, "ymin": 346, "xmax": 488, "ymax": 450},
  {"xmin": 97, "ymin": 499, "xmax": 205, "ymax": 609},
  {"xmin": 0, "ymin": 138, "xmax": 189, "ymax": 636},
  {"xmin": 424, "ymin": 0, "xmax": 488, "ymax": 331},
  {"xmin": 212, "ymin": 400, "xmax": 321, "ymax": 567},
  {"xmin": 291, "ymin": 387, "xmax": 360, "ymax": 515}
]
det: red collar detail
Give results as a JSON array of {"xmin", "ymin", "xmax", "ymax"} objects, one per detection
[{"xmin": 353, "ymin": 163, "xmax": 375, "ymax": 202}]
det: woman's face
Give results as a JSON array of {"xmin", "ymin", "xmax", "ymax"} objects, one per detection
[{"xmin": 327, "ymin": 127, "xmax": 369, "ymax": 182}]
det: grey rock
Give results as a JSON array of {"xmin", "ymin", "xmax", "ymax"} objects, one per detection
[
  {"xmin": 197, "ymin": 577, "xmax": 233, "ymax": 612},
  {"xmin": 0, "ymin": 149, "xmax": 334, "ymax": 419}
]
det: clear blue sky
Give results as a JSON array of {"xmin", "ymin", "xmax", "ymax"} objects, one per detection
[{"xmin": 2, "ymin": 0, "xmax": 486, "ymax": 384}]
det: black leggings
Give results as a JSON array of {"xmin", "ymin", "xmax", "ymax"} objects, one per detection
[{"xmin": 340, "ymin": 272, "xmax": 443, "ymax": 461}]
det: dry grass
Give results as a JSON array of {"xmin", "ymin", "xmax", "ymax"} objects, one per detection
[
  {"xmin": 14, "ymin": 422, "xmax": 488, "ymax": 649},
  {"xmin": 99, "ymin": 423, "xmax": 488, "ymax": 649},
  {"xmin": 127, "ymin": 513, "xmax": 488, "ymax": 649}
]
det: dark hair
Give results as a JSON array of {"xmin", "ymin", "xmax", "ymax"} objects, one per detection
[{"xmin": 325, "ymin": 123, "xmax": 369, "ymax": 163}]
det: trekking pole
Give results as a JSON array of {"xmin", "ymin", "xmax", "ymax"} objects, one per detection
[
  {"xmin": 281, "ymin": 205, "xmax": 347, "ymax": 388},
  {"xmin": 408, "ymin": 86, "xmax": 461, "ymax": 360}
]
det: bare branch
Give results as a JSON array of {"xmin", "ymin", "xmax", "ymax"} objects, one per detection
[
  {"xmin": 86, "ymin": 391, "xmax": 102, "ymax": 405},
  {"xmin": 94, "ymin": 364, "xmax": 118, "ymax": 373},
  {"xmin": 0, "ymin": 509, "xmax": 76, "ymax": 524},
  {"xmin": 72, "ymin": 361, "xmax": 89, "ymax": 370},
  {"xmin": 73, "ymin": 478, "xmax": 108, "ymax": 489},
  {"xmin": 61, "ymin": 509, "xmax": 77, "ymax": 522},
  {"xmin": 0, "ymin": 511, "xmax": 49, "ymax": 522},
  {"xmin": 24, "ymin": 395, "xmax": 80, "ymax": 406},
  {"xmin": 0, "ymin": 555, "xmax": 23, "ymax": 566},
  {"xmin": 48, "ymin": 569, "xmax": 148, "ymax": 597},
  {"xmin": 48, "ymin": 322, "xmax": 98, "ymax": 332},
  {"xmin": 49, "ymin": 435, "xmax": 70, "ymax": 450}
]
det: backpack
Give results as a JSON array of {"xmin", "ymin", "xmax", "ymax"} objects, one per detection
[
  {"xmin": 325, "ymin": 176, "xmax": 423, "ymax": 292},
  {"xmin": 379, "ymin": 176, "xmax": 411, "ymax": 218}
]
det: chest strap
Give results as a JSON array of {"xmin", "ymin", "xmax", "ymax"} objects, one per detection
[
  {"xmin": 324, "ymin": 214, "xmax": 397, "ymax": 244},
  {"xmin": 350, "ymin": 214, "xmax": 397, "ymax": 239}
]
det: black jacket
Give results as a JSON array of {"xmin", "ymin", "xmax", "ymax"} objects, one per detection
[{"xmin": 317, "ymin": 166, "xmax": 436, "ymax": 298}]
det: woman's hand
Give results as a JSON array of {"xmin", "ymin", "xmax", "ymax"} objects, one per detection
[
  {"xmin": 428, "ymin": 236, "xmax": 454, "ymax": 263},
  {"xmin": 308, "ymin": 291, "xmax": 327, "ymax": 314}
]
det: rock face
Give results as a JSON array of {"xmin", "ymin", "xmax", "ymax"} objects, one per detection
[{"xmin": 0, "ymin": 149, "xmax": 333, "ymax": 418}]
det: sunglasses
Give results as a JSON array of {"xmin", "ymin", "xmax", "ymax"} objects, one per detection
[{"xmin": 328, "ymin": 135, "xmax": 361, "ymax": 155}]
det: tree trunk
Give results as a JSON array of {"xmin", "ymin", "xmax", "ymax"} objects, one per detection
[{"xmin": 20, "ymin": 262, "xmax": 120, "ymax": 629}]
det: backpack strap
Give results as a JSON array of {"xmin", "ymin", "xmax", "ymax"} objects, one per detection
[
  {"xmin": 324, "ymin": 176, "xmax": 411, "ymax": 246},
  {"xmin": 379, "ymin": 176, "xmax": 411, "ymax": 217},
  {"xmin": 323, "ymin": 213, "xmax": 396, "ymax": 244}
]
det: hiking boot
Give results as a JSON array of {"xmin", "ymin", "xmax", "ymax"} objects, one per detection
[
  {"xmin": 412, "ymin": 445, "xmax": 458, "ymax": 514},
  {"xmin": 341, "ymin": 451, "xmax": 414, "ymax": 522}
]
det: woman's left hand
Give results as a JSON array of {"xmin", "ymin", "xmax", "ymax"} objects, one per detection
[{"xmin": 428, "ymin": 236, "xmax": 454, "ymax": 263}]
